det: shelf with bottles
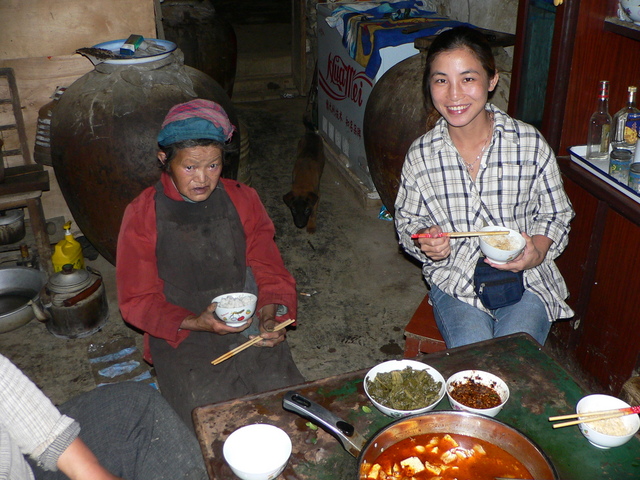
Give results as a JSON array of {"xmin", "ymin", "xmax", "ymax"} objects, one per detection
[
  {"xmin": 604, "ymin": 16, "xmax": 640, "ymax": 41},
  {"xmin": 569, "ymin": 145, "xmax": 640, "ymax": 205}
]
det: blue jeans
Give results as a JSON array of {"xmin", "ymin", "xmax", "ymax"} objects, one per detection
[
  {"xmin": 32, "ymin": 382, "xmax": 208, "ymax": 480},
  {"xmin": 430, "ymin": 284, "xmax": 552, "ymax": 348}
]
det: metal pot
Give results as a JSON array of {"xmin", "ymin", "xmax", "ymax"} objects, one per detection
[
  {"xmin": 31, "ymin": 264, "xmax": 109, "ymax": 338},
  {"xmin": 0, "ymin": 266, "xmax": 47, "ymax": 333},
  {"xmin": 283, "ymin": 391, "xmax": 558, "ymax": 479},
  {"xmin": 0, "ymin": 209, "xmax": 25, "ymax": 245}
]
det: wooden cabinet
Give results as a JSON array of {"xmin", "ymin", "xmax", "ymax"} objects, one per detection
[
  {"xmin": 511, "ymin": 0, "xmax": 640, "ymax": 155},
  {"xmin": 551, "ymin": 158, "xmax": 640, "ymax": 394},
  {"xmin": 511, "ymin": 0, "xmax": 640, "ymax": 394}
]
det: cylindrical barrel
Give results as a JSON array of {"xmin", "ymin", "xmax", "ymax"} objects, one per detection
[
  {"xmin": 50, "ymin": 48, "xmax": 239, "ymax": 264},
  {"xmin": 34, "ymin": 87, "xmax": 66, "ymax": 166}
]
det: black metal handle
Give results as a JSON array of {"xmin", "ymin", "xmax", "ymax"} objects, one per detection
[{"xmin": 282, "ymin": 391, "xmax": 366, "ymax": 457}]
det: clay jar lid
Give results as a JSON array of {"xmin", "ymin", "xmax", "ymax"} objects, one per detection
[{"xmin": 47, "ymin": 264, "xmax": 93, "ymax": 294}]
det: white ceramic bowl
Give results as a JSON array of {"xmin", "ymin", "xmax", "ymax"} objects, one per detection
[
  {"xmin": 445, "ymin": 369, "xmax": 509, "ymax": 417},
  {"xmin": 620, "ymin": 0, "xmax": 640, "ymax": 24},
  {"xmin": 364, "ymin": 359, "xmax": 446, "ymax": 418},
  {"xmin": 576, "ymin": 394, "xmax": 640, "ymax": 449},
  {"xmin": 223, "ymin": 424, "xmax": 292, "ymax": 480},
  {"xmin": 479, "ymin": 226, "xmax": 526, "ymax": 264},
  {"xmin": 211, "ymin": 292, "xmax": 257, "ymax": 327}
]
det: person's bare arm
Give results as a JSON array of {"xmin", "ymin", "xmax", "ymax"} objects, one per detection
[{"xmin": 56, "ymin": 437, "xmax": 123, "ymax": 480}]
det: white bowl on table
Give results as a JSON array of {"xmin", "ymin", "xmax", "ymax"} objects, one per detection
[
  {"xmin": 364, "ymin": 359, "xmax": 446, "ymax": 418},
  {"xmin": 211, "ymin": 292, "xmax": 257, "ymax": 327},
  {"xmin": 445, "ymin": 369, "xmax": 509, "ymax": 417},
  {"xmin": 223, "ymin": 424, "xmax": 292, "ymax": 480},
  {"xmin": 576, "ymin": 394, "xmax": 640, "ymax": 449},
  {"xmin": 620, "ymin": 1, "xmax": 640, "ymax": 24},
  {"xmin": 479, "ymin": 226, "xmax": 526, "ymax": 264}
]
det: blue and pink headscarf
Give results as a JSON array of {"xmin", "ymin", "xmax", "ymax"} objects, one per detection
[{"xmin": 157, "ymin": 99, "xmax": 236, "ymax": 147}]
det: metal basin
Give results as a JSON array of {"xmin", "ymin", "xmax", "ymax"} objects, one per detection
[
  {"xmin": 359, "ymin": 410, "xmax": 557, "ymax": 479},
  {"xmin": 0, "ymin": 266, "xmax": 47, "ymax": 333},
  {"xmin": 283, "ymin": 391, "xmax": 558, "ymax": 480}
]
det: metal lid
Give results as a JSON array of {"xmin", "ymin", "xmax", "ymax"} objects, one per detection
[
  {"xmin": 611, "ymin": 148, "xmax": 633, "ymax": 160},
  {"xmin": 631, "ymin": 163, "xmax": 640, "ymax": 173},
  {"xmin": 47, "ymin": 264, "xmax": 93, "ymax": 294}
]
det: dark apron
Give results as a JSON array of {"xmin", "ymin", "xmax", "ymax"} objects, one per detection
[{"xmin": 149, "ymin": 182, "xmax": 304, "ymax": 429}]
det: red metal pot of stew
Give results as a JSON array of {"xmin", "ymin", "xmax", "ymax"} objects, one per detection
[{"xmin": 283, "ymin": 391, "xmax": 558, "ymax": 480}]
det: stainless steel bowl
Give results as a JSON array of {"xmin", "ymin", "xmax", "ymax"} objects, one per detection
[{"xmin": 0, "ymin": 266, "xmax": 47, "ymax": 333}]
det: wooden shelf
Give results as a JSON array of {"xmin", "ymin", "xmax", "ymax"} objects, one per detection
[{"xmin": 604, "ymin": 16, "xmax": 640, "ymax": 41}]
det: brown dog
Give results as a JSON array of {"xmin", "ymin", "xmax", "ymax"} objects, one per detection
[{"xmin": 283, "ymin": 123, "xmax": 325, "ymax": 233}]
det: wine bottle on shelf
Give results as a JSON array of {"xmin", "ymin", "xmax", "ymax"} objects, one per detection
[
  {"xmin": 587, "ymin": 80, "xmax": 612, "ymax": 161},
  {"xmin": 611, "ymin": 85, "xmax": 640, "ymax": 151}
]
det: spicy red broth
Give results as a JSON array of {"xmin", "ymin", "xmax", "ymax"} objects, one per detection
[{"xmin": 360, "ymin": 432, "xmax": 532, "ymax": 480}]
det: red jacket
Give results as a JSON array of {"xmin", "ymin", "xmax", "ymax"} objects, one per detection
[{"xmin": 116, "ymin": 173, "xmax": 297, "ymax": 362}]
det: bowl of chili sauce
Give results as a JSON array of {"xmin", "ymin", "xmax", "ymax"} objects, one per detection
[{"xmin": 446, "ymin": 370, "xmax": 509, "ymax": 417}]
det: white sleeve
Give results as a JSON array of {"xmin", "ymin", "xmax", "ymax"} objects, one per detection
[{"xmin": 0, "ymin": 354, "xmax": 80, "ymax": 471}]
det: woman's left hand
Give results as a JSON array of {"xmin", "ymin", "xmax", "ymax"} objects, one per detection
[
  {"xmin": 487, "ymin": 232, "xmax": 552, "ymax": 272},
  {"xmin": 251, "ymin": 304, "xmax": 287, "ymax": 348}
]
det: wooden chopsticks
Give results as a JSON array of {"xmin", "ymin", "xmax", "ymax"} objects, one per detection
[
  {"xmin": 549, "ymin": 406, "xmax": 639, "ymax": 428},
  {"xmin": 411, "ymin": 231, "xmax": 509, "ymax": 239},
  {"xmin": 211, "ymin": 319, "xmax": 295, "ymax": 365}
]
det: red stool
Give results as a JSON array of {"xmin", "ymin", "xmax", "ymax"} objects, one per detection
[{"xmin": 403, "ymin": 294, "xmax": 446, "ymax": 357}]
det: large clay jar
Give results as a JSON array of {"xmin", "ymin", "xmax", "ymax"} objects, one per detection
[
  {"xmin": 50, "ymin": 48, "xmax": 240, "ymax": 264},
  {"xmin": 363, "ymin": 53, "xmax": 438, "ymax": 214},
  {"xmin": 161, "ymin": 0, "xmax": 237, "ymax": 98}
]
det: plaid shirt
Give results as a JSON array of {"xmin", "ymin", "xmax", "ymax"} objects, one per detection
[{"xmin": 395, "ymin": 104, "xmax": 575, "ymax": 321}]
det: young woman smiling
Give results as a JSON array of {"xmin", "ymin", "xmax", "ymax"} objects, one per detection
[{"xmin": 394, "ymin": 26, "xmax": 575, "ymax": 348}]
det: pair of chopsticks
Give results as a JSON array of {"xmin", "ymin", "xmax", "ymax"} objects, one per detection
[
  {"xmin": 211, "ymin": 319, "xmax": 295, "ymax": 365},
  {"xmin": 548, "ymin": 405, "xmax": 640, "ymax": 428},
  {"xmin": 495, "ymin": 478, "xmax": 554, "ymax": 480},
  {"xmin": 411, "ymin": 230, "xmax": 509, "ymax": 239}
]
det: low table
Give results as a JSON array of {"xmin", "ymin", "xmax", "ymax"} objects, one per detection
[{"xmin": 193, "ymin": 333, "xmax": 640, "ymax": 480}]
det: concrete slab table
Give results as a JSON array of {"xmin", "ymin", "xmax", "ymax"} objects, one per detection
[{"xmin": 193, "ymin": 333, "xmax": 640, "ymax": 480}]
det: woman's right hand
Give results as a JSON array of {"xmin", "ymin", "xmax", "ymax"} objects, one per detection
[
  {"xmin": 180, "ymin": 302, "xmax": 253, "ymax": 334},
  {"xmin": 413, "ymin": 225, "xmax": 451, "ymax": 261}
]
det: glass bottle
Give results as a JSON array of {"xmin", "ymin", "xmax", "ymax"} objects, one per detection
[
  {"xmin": 587, "ymin": 80, "xmax": 612, "ymax": 161},
  {"xmin": 611, "ymin": 85, "xmax": 640, "ymax": 151}
]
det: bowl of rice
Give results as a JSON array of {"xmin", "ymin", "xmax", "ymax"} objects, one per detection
[
  {"xmin": 479, "ymin": 226, "xmax": 526, "ymax": 264},
  {"xmin": 576, "ymin": 394, "xmax": 640, "ymax": 449},
  {"xmin": 211, "ymin": 292, "xmax": 257, "ymax": 327}
]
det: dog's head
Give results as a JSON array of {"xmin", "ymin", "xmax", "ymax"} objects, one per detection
[{"xmin": 283, "ymin": 191, "xmax": 318, "ymax": 228}]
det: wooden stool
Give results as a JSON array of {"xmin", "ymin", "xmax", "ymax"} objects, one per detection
[
  {"xmin": 0, "ymin": 165, "xmax": 53, "ymax": 275},
  {"xmin": 0, "ymin": 68, "xmax": 53, "ymax": 275},
  {"xmin": 404, "ymin": 294, "xmax": 446, "ymax": 357}
]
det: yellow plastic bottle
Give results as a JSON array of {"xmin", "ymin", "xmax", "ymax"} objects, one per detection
[{"xmin": 51, "ymin": 221, "xmax": 85, "ymax": 272}]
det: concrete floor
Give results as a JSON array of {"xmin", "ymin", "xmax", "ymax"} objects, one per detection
[
  {"xmin": 0, "ymin": 95, "xmax": 428, "ymax": 406},
  {"xmin": 0, "ymin": 1, "xmax": 600, "ymax": 409}
]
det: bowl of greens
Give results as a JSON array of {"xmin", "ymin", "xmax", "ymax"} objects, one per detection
[{"xmin": 364, "ymin": 359, "xmax": 446, "ymax": 418}]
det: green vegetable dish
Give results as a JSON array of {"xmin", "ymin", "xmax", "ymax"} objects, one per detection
[{"xmin": 367, "ymin": 366, "xmax": 442, "ymax": 411}]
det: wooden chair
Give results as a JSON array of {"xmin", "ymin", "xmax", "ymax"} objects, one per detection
[
  {"xmin": 403, "ymin": 294, "xmax": 447, "ymax": 357},
  {"xmin": 0, "ymin": 68, "xmax": 53, "ymax": 274}
]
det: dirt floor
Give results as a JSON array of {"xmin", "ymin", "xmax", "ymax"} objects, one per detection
[{"xmin": 0, "ymin": 96, "xmax": 429, "ymax": 405}]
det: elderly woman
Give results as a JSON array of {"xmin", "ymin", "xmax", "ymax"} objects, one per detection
[{"xmin": 116, "ymin": 99, "xmax": 304, "ymax": 428}]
